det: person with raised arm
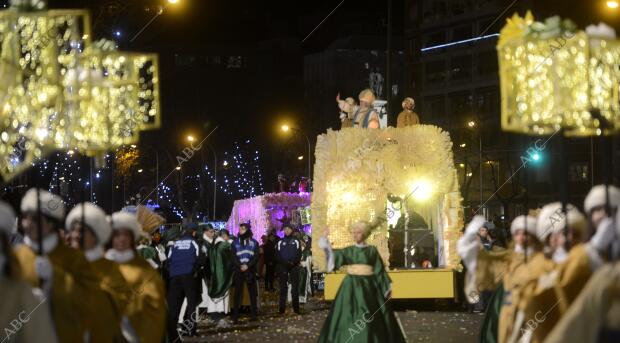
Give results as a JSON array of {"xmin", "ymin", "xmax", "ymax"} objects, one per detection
[{"xmin": 317, "ymin": 222, "xmax": 407, "ymax": 343}]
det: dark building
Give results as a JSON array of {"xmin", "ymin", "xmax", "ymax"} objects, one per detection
[{"xmin": 304, "ymin": 35, "xmax": 405, "ymax": 133}]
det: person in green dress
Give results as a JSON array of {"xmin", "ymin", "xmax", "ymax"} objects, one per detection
[
  {"xmin": 318, "ymin": 221, "xmax": 407, "ymax": 343},
  {"xmin": 299, "ymin": 235, "xmax": 312, "ymax": 303},
  {"xmin": 204, "ymin": 229, "xmax": 235, "ymax": 328}
]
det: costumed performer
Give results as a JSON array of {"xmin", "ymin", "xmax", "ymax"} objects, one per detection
[
  {"xmin": 458, "ymin": 214, "xmax": 541, "ymax": 343},
  {"xmin": 66, "ymin": 202, "xmax": 132, "ymax": 342},
  {"xmin": 511, "ymin": 201, "xmax": 614, "ymax": 343},
  {"xmin": 317, "ymin": 221, "xmax": 407, "ymax": 343},
  {"xmin": 396, "ymin": 97, "xmax": 420, "ymax": 127},
  {"xmin": 336, "ymin": 93, "xmax": 358, "ymax": 129},
  {"xmin": 105, "ymin": 211, "xmax": 167, "ymax": 343},
  {"xmin": 13, "ymin": 189, "xmax": 100, "ymax": 342},
  {"xmin": 352, "ymin": 89, "xmax": 380, "ymax": 129},
  {"xmin": 545, "ymin": 206, "xmax": 620, "ymax": 343},
  {"xmin": 204, "ymin": 227, "xmax": 234, "ymax": 328},
  {"xmin": 0, "ymin": 199, "xmax": 56, "ymax": 342},
  {"xmin": 298, "ymin": 234, "xmax": 313, "ymax": 303}
]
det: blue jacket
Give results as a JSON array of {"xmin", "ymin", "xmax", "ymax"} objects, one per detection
[
  {"xmin": 167, "ymin": 234, "xmax": 199, "ymax": 278},
  {"xmin": 231, "ymin": 234, "xmax": 259, "ymax": 273}
]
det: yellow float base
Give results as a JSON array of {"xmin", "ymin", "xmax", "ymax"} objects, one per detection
[{"xmin": 324, "ymin": 268, "xmax": 455, "ymax": 300}]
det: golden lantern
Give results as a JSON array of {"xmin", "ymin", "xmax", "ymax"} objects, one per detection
[
  {"xmin": 0, "ymin": 1, "xmax": 160, "ymax": 180},
  {"xmin": 498, "ymin": 12, "xmax": 620, "ymax": 136}
]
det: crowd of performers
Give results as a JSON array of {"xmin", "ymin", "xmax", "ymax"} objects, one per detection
[
  {"xmin": 0, "ymin": 188, "xmax": 314, "ymax": 342},
  {"xmin": 457, "ymin": 184, "xmax": 620, "ymax": 343},
  {"xmin": 337, "ymin": 89, "xmax": 420, "ymax": 129},
  {"xmin": 4, "ymin": 186, "xmax": 618, "ymax": 342}
]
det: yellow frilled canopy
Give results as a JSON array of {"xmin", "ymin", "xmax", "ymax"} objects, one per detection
[
  {"xmin": 0, "ymin": 7, "xmax": 160, "ymax": 180},
  {"xmin": 498, "ymin": 12, "xmax": 620, "ymax": 136},
  {"xmin": 311, "ymin": 126, "xmax": 464, "ymax": 271}
]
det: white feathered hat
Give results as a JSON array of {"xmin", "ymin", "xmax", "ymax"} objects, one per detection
[
  {"xmin": 20, "ymin": 188, "xmax": 65, "ymax": 221},
  {"xmin": 0, "ymin": 200, "xmax": 16, "ymax": 235},
  {"xmin": 510, "ymin": 215, "xmax": 537, "ymax": 236},
  {"xmin": 65, "ymin": 202, "xmax": 111, "ymax": 246},
  {"xmin": 583, "ymin": 184, "xmax": 620, "ymax": 214},
  {"xmin": 536, "ymin": 202, "xmax": 586, "ymax": 242},
  {"xmin": 109, "ymin": 211, "xmax": 142, "ymax": 240}
]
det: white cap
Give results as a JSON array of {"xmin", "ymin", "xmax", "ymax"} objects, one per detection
[
  {"xmin": 510, "ymin": 215, "xmax": 537, "ymax": 236},
  {"xmin": 584, "ymin": 184, "xmax": 620, "ymax": 214},
  {"xmin": 65, "ymin": 202, "xmax": 111, "ymax": 246},
  {"xmin": 109, "ymin": 211, "xmax": 142, "ymax": 240},
  {"xmin": 0, "ymin": 200, "xmax": 16, "ymax": 234},
  {"xmin": 20, "ymin": 188, "xmax": 65, "ymax": 221},
  {"xmin": 536, "ymin": 202, "xmax": 586, "ymax": 242}
]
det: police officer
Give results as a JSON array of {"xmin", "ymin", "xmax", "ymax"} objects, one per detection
[
  {"xmin": 276, "ymin": 224, "xmax": 302, "ymax": 314},
  {"xmin": 231, "ymin": 223, "xmax": 259, "ymax": 323},
  {"xmin": 166, "ymin": 222, "xmax": 201, "ymax": 338}
]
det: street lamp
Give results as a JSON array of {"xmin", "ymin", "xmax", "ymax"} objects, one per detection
[
  {"xmin": 186, "ymin": 135, "xmax": 195, "ymax": 143},
  {"xmin": 130, "ymin": 0, "xmax": 181, "ymax": 42},
  {"xmin": 281, "ymin": 124, "xmax": 312, "ymax": 180},
  {"xmin": 297, "ymin": 155, "xmax": 304, "ymax": 160},
  {"xmin": 175, "ymin": 166, "xmax": 181, "ymax": 170},
  {"xmin": 138, "ymin": 169, "xmax": 143, "ymax": 173}
]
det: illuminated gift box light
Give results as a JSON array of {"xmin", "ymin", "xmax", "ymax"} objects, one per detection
[
  {"xmin": 311, "ymin": 126, "xmax": 464, "ymax": 271},
  {"xmin": 0, "ymin": 3, "xmax": 161, "ymax": 180},
  {"xmin": 498, "ymin": 12, "xmax": 620, "ymax": 136}
]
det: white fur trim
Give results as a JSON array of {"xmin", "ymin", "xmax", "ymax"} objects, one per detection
[
  {"xmin": 21, "ymin": 188, "xmax": 65, "ymax": 221},
  {"xmin": 105, "ymin": 249, "xmax": 135, "ymax": 263},
  {"xmin": 66, "ymin": 202, "xmax": 111, "ymax": 246},
  {"xmin": 24, "ymin": 234, "xmax": 58, "ymax": 255},
  {"xmin": 536, "ymin": 202, "xmax": 585, "ymax": 242},
  {"xmin": 85, "ymin": 246, "xmax": 104, "ymax": 262},
  {"xmin": 584, "ymin": 184, "xmax": 620, "ymax": 214},
  {"xmin": 510, "ymin": 215, "xmax": 537, "ymax": 236},
  {"xmin": 109, "ymin": 211, "xmax": 142, "ymax": 240}
]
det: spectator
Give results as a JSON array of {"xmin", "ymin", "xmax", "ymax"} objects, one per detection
[
  {"xmin": 263, "ymin": 230, "xmax": 278, "ymax": 291},
  {"xmin": 231, "ymin": 223, "xmax": 259, "ymax": 323},
  {"xmin": 276, "ymin": 224, "xmax": 302, "ymax": 315},
  {"xmin": 478, "ymin": 225, "xmax": 495, "ymax": 251}
]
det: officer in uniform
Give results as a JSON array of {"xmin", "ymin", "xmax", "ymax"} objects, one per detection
[
  {"xmin": 231, "ymin": 223, "xmax": 259, "ymax": 323},
  {"xmin": 276, "ymin": 224, "xmax": 302, "ymax": 314},
  {"xmin": 166, "ymin": 222, "xmax": 201, "ymax": 338}
]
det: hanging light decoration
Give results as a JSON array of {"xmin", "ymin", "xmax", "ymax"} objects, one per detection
[
  {"xmin": 0, "ymin": 0, "xmax": 160, "ymax": 181},
  {"xmin": 498, "ymin": 12, "xmax": 620, "ymax": 136}
]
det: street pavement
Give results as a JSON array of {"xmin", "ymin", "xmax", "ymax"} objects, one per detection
[{"xmin": 184, "ymin": 291, "xmax": 483, "ymax": 342}]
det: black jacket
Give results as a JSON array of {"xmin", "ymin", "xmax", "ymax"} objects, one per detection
[{"xmin": 275, "ymin": 235, "xmax": 302, "ymax": 271}]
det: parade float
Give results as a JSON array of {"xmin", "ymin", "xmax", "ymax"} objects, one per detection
[
  {"xmin": 226, "ymin": 192, "xmax": 312, "ymax": 240},
  {"xmin": 311, "ymin": 125, "xmax": 464, "ymax": 300}
]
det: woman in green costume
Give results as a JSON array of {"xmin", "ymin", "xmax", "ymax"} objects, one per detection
[
  {"xmin": 318, "ymin": 222, "xmax": 407, "ymax": 343},
  {"xmin": 205, "ymin": 229, "xmax": 235, "ymax": 328}
]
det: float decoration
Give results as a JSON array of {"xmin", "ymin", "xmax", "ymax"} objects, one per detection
[{"xmin": 311, "ymin": 126, "xmax": 463, "ymax": 271}]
